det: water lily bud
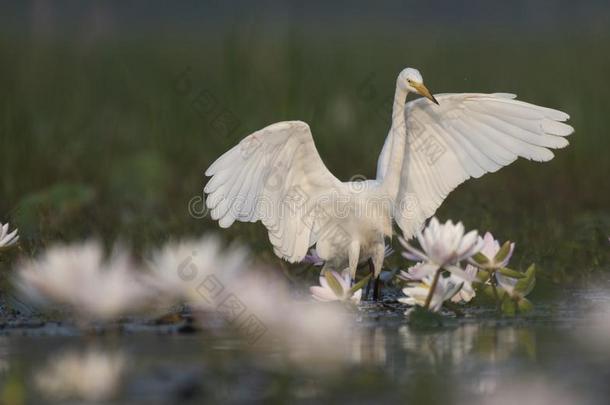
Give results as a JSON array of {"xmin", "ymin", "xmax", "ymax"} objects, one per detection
[
  {"xmin": 498, "ymin": 267, "xmax": 526, "ymax": 279},
  {"xmin": 494, "ymin": 241, "xmax": 513, "ymax": 264},
  {"xmin": 472, "ymin": 252, "xmax": 489, "ymax": 265}
]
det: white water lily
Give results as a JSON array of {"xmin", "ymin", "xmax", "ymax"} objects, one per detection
[
  {"xmin": 310, "ymin": 269, "xmax": 362, "ymax": 304},
  {"xmin": 496, "ymin": 271, "xmax": 519, "ymax": 297},
  {"xmin": 472, "ymin": 231, "xmax": 515, "ymax": 269},
  {"xmin": 451, "ymin": 265, "xmax": 478, "ymax": 303},
  {"xmin": 15, "ymin": 241, "xmax": 151, "ymax": 320},
  {"xmin": 35, "ymin": 349, "xmax": 126, "ymax": 401},
  {"xmin": 397, "ymin": 262, "xmax": 439, "ymax": 282},
  {"xmin": 399, "ymin": 274, "xmax": 463, "ymax": 312},
  {"xmin": 399, "ymin": 262, "xmax": 477, "ymax": 304},
  {"xmin": 399, "ymin": 217, "xmax": 483, "ymax": 281},
  {"xmin": 0, "ymin": 222, "xmax": 19, "ymax": 250}
]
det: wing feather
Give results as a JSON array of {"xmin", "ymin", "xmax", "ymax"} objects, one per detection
[
  {"xmin": 205, "ymin": 121, "xmax": 344, "ymax": 262},
  {"xmin": 394, "ymin": 93, "xmax": 573, "ymax": 239}
]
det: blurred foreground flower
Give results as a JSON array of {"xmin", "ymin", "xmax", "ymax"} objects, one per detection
[
  {"xmin": 0, "ymin": 222, "xmax": 19, "ymax": 250},
  {"xmin": 228, "ymin": 271, "xmax": 352, "ymax": 369},
  {"xmin": 35, "ymin": 349, "xmax": 126, "ymax": 402},
  {"xmin": 399, "ymin": 274, "xmax": 463, "ymax": 312},
  {"xmin": 145, "ymin": 236, "xmax": 354, "ymax": 369},
  {"xmin": 310, "ymin": 269, "xmax": 365, "ymax": 304},
  {"xmin": 145, "ymin": 235, "xmax": 248, "ymax": 310},
  {"xmin": 15, "ymin": 241, "xmax": 151, "ymax": 321}
]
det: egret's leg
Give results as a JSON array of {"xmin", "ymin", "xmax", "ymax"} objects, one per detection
[
  {"xmin": 371, "ymin": 242, "xmax": 385, "ymax": 302},
  {"xmin": 365, "ymin": 258, "xmax": 374, "ymax": 299},
  {"xmin": 373, "ymin": 276, "xmax": 381, "ymax": 301},
  {"xmin": 347, "ymin": 240, "xmax": 361, "ymax": 284}
]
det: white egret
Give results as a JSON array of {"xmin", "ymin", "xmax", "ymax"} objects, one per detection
[{"xmin": 204, "ymin": 67, "xmax": 573, "ymax": 297}]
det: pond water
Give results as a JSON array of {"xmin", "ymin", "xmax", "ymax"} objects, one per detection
[{"xmin": 2, "ymin": 280, "xmax": 610, "ymax": 404}]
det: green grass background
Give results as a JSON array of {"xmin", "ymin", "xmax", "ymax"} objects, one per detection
[{"xmin": 0, "ymin": 19, "xmax": 608, "ymax": 283}]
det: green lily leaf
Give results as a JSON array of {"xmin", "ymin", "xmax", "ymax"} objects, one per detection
[
  {"xmin": 498, "ymin": 267, "xmax": 526, "ymax": 279},
  {"xmin": 483, "ymin": 285, "xmax": 496, "ymax": 299},
  {"xmin": 494, "ymin": 241, "xmax": 512, "ymax": 264},
  {"xmin": 472, "ymin": 252, "xmax": 489, "ymax": 265},
  {"xmin": 476, "ymin": 269, "xmax": 491, "ymax": 283},
  {"xmin": 514, "ymin": 264, "xmax": 536, "ymax": 297},
  {"xmin": 517, "ymin": 298, "xmax": 534, "ymax": 314},
  {"xmin": 324, "ymin": 270, "xmax": 344, "ymax": 298},
  {"xmin": 483, "ymin": 284, "xmax": 507, "ymax": 300},
  {"xmin": 349, "ymin": 273, "xmax": 372, "ymax": 296},
  {"xmin": 501, "ymin": 298, "xmax": 516, "ymax": 316}
]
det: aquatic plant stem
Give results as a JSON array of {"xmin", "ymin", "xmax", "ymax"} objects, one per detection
[
  {"xmin": 490, "ymin": 272, "xmax": 501, "ymax": 313},
  {"xmin": 424, "ymin": 268, "xmax": 442, "ymax": 310}
]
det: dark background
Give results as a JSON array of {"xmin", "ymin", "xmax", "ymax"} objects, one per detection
[{"xmin": 0, "ymin": 0, "xmax": 608, "ymax": 281}]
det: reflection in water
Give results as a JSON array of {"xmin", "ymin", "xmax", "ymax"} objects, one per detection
[
  {"xmin": 349, "ymin": 327, "xmax": 387, "ymax": 366},
  {"xmin": 0, "ymin": 338, "xmax": 9, "ymax": 375},
  {"xmin": 34, "ymin": 348, "xmax": 127, "ymax": 402},
  {"xmin": 2, "ymin": 286, "xmax": 610, "ymax": 403},
  {"xmin": 398, "ymin": 323, "xmax": 536, "ymax": 369}
]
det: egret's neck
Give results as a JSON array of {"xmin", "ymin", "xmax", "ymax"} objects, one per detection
[{"xmin": 381, "ymin": 82, "xmax": 408, "ymax": 199}]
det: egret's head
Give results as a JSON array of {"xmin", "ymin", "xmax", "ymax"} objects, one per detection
[{"xmin": 399, "ymin": 67, "xmax": 439, "ymax": 105}]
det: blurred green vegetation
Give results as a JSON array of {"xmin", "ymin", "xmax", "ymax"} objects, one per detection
[{"xmin": 0, "ymin": 30, "xmax": 608, "ymax": 282}]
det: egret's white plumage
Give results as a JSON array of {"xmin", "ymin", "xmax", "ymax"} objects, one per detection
[{"xmin": 205, "ymin": 67, "xmax": 573, "ymax": 280}]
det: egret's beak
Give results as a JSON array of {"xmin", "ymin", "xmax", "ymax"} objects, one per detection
[{"xmin": 413, "ymin": 83, "xmax": 439, "ymax": 105}]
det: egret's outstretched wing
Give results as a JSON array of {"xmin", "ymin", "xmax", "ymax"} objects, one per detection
[
  {"xmin": 205, "ymin": 121, "xmax": 344, "ymax": 262},
  {"xmin": 394, "ymin": 93, "xmax": 573, "ymax": 238}
]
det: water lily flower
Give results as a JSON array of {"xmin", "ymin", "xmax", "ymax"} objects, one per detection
[
  {"xmin": 471, "ymin": 231, "xmax": 515, "ymax": 269},
  {"xmin": 0, "ymin": 222, "xmax": 19, "ymax": 250},
  {"xmin": 496, "ymin": 272, "xmax": 519, "ymax": 297},
  {"xmin": 399, "ymin": 274, "xmax": 463, "ymax": 312},
  {"xmin": 226, "ymin": 271, "xmax": 351, "ymax": 369},
  {"xmin": 15, "ymin": 241, "xmax": 152, "ymax": 321},
  {"xmin": 397, "ymin": 262, "xmax": 439, "ymax": 282},
  {"xmin": 145, "ymin": 236, "xmax": 249, "ymax": 309},
  {"xmin": 451, "ymin": 265, "xmax": 478, "ymax": 303},
  {"xmin": 302, "ymin": 248, "xmax": 324, "ymax": 266},
  {"xmin": 399, "ymin": 262, "xmax": 477, "ymax": 304},
  {"xmin": 310, "ymin": 269, "xmax": 362, "ymax": 304},
  {"xmin": 399, "ymin": 217, "xmax": 483, "ymax": 281},
  {"xmin": 35, "ymin": 349, "xmax": 126, "ymax": 401}
]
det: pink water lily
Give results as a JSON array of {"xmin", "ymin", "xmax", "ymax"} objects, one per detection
[
  {"xmin": 310, "ymin": 269, "xmax": 362, "ymax": 304},
  {"xmin": 302, "ymin": 248, "xmax": 324, "ymax": 266},
  {"xmin": 472, "ymin": 231, "xmax": 515, "ymax": 269}
]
